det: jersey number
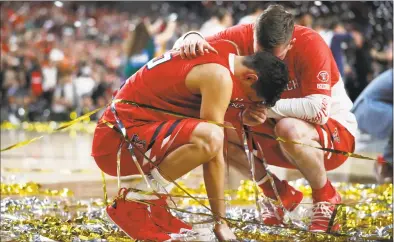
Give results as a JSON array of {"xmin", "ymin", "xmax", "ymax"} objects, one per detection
[{"xmin": 146, "ymin": 53, "xmax": 172, "ymax": 69}]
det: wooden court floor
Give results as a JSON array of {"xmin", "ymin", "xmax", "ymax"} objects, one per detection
[{"xmin": 1, "ymin": 130, "xmax": 386, "ymax": 198}]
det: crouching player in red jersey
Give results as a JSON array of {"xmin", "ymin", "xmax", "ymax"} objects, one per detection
[
  {"xmin": 175, "ymin": 5, "xmax": 357, "ymax": 233},
  {"xmin": 91, "ymin": 39, "xmax": 289, "ymax": 241}
]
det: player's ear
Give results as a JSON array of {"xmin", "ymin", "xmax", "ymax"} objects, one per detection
[
  {"xmin": 245, "ymin": 73, "xmax": 258, "ymax": 84},
  {"xmin": 288, "ymin": 38, "xmax": 296, "ymax": 50}
]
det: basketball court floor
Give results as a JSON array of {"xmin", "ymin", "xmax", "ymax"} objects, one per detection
[{"xmin": 1, "ymin": 129, "xmax": 384, "ymax": 198}]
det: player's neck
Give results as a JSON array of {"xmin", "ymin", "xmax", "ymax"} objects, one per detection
[{"xmin": 233, "ymin": 56, "xmax": 249, "ymax": 79}]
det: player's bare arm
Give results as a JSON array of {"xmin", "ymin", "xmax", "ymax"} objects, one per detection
[
  {"xmin": 174, "ymin": 32, "xmax": 218, "ymax": 59},
  {"xmin": 173, "ymin": 24, "xmax": 254, "ymax": 59},
  {"xmin": 185, "ymin": 63, "xmax": 236, "ymax": 240}
]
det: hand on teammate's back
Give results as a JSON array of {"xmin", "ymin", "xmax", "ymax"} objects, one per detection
[
  {"xmin": 179, "ymin": 33, "xmax": 218, "ymax": 59},
  {"xmin": 242, "ymin": 104, "xmax": 268, "ymax": 126}
]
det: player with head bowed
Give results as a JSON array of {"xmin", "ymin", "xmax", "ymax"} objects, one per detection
[
  {"xmin": 175, "ymin": 4, "xmax": 357, "ymax": 233},
  {"xmin": 91, "ymin": 39, "xmax": 289, "ymax": 241}
]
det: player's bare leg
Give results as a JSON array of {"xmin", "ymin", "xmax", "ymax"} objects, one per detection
[
  {"xmin": 274, "ymin": 117, "xmax": 341, "ymax": 232},
  {"xmin": 274, "ymin": 118, "xmax": 326, "ymax": 189},
  {"xmin": 226, "ymin": 142, "xmax": 266, "ymax": 179},
  {"xmin": 158, "ymin": 123, "xmax": 224, "ymax": 181},
  {"xmin": 141, "ymin": 122, "xmax": 235, "ymax": 240},
  {"xmin": 224, "ymin": 128, "xmax": 273, "ymax": 183},
  {"xmin": 225, "ymin": 129, "xmax": 303, "ymax": 226},
  {"xmin": 225, "ymin": 121, "xmax": 340, "ymax": 231},
  {"xmin": 224, "ymin": 119, "xmax": 327, "ymax": 190},
  {"xmin": 107, "ymin": 122, "xmax": 236, "ymax": 241}
]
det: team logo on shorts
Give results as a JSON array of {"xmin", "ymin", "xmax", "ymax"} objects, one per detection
[
  {"xmin": 332, "ymin": 128, "xmax": 340, "ymax": 143},
  {"xmin": 317, "ymin": 71, "xmax": 329, "ymax": 82}
]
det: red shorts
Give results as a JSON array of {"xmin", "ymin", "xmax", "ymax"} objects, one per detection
[
  {"xmin": 91, "ymin": 119, "xmax": 201, "ymax": 176},
  {"xmin": 250, "ymin": 118, "xmax": 355, "ymax": 171}
]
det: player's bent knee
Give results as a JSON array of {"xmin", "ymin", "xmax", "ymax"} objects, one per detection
[
  {"xmin": 202, "ymin": 125, "xmax": 224, "ymax": 156},
  {"xmin": 274, "ymin": 118, "xmax": 305, "ymax": 141},
  {"xmin": 190, "ymin": 122, "xmax": 224, "ymax": 158}
]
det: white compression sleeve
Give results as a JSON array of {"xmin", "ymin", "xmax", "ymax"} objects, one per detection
[{"xmin": 267, "ymin": 94, "xmax": 332, "ymax": 125}]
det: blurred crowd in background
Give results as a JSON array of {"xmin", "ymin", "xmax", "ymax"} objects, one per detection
[{"xmin": 1, "ymin": 1, "xmax": 393, "ymax": 123}]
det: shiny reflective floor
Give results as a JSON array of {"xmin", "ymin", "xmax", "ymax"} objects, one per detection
[{"xmin": 1, "ymin": 129, "xmax": 385, "ymax": 198}]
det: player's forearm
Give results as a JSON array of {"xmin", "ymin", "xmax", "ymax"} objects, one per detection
[
  {"xmin": 203, "ymin": 150, "xmax": 226, "ymax": 223},
  {"xmin": 172, "ymin": 31, "xmax": 204, "ymax": 49},
  {"xmin": 267, "ymin": 94, "xmax": 332, "ymax": 125}
]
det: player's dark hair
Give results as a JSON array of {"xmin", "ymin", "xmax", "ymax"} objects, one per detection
[
  {"xmin": 243, "ymin": 51, "xmax": 289, "ymax": 107},
  {"xmin": 255, "ymin": 4, "xmax": 294, "ymax": 51}
]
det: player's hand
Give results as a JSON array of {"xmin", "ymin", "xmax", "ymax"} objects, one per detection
[
  {"xmin": 179, "ymin": 33, "xmax": 218, "ymax": 59},
  {"xmin": 213, "ymin": 223, "xmax": 237, "ymax": 241},
  {"xmin": 242, "ymin": 104, "xmax": 268, "ymax": 126}
]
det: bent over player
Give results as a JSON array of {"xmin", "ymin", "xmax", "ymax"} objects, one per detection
[
  {"xmin": 91, "ymin": 40, "xmax": 289, "ymax": 241},
  {"xmin": 175, "ymin": 5, "xmax": 357, "ymax": 233}
]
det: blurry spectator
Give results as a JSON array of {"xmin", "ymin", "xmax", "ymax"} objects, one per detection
[
  {"xmin": 352, "ymin": 69, "xmax": 393, "ymax": 183},
  {"xmin": 3, "ymin": 66, "xmax": 30, "ymax": 123},
  {"xmin": 200, "ymin": 8, "xmax": 233, "ymax": 37},
  {"xmin": 122, "ymin": 17, "xmax": 177, "ymax": 81},
  {"xmin": 49, "ymin": 45, "xmax": 65, "ymax": 63},
  {"xmin": 350, "ymin": 31, "xmax": 374, "ymax": 101},
  {"xmin": 327, "ymin": 19, "xmax": 363, "ymax": 77},
  {"xmin": 238, "ymin": 3, "xmax": 264, "ymax": 25},
  {"xmin": 154, "ymin": 14, "xmax": 178, "ymax": 56},
  {"xmin": 74, "ymin": 65, "xmax": 96, "ymax": 98},
  {"xmin": 297, "ymin": 13, "xmax": 313, "ymax": 28},
  {"xmin": 26, "ymin": 94, "xmax": 48, "ymax": 121},
  {"xmin": 77, "ymin": 94, "xmax": 96, "ymax": 118},
  {"xmin": 313, "ymin": 18, "xmax": 327, "ymax": 38},
  {"xmin": 370, "ymin": 39, "xmax": 393, "ymax": 70},
  {"xmin": 314, "ymin": 17, "xmax": 336, "ymax": 48},
  {"xmin": 95, "ymin": 95, "xmax": 107, "ymax": 120},
  {"xmin": 0, "ymin": 1, "xmax": 392, "ymax": 123},
  {"xmin": 41, "ymin": 59, "xmax": 58, "ymax": 105},
  {"xmin": 51, "ymin": 73, "xmax": 77, "ymax": 121},
  {"xmin": 29, "ymin": 65, "xmax": 44, "ymax": 98}
]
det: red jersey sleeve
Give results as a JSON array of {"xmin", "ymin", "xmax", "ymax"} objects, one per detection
[
  {"xmin": 297, "ymin": 35, "xmax": 334, "ymax": 97},
  {"xmin": 206, "ymin": 24, "xmax": 254, "ymax": 55}
]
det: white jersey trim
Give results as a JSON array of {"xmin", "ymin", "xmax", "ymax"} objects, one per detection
[{"xmin": 229, "ymin": 53, "xmax": 235, "ymax": 75}]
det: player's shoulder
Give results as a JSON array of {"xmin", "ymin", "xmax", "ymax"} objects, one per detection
[
  {"xmin": 193, "ymin": 62, "xmax": 231, "ymax": 79},
  {"xmin": 293, "ymin": 25, "xmax": 330, "ymax": 50},
  {"xmin": 209, "ymin": 39, "xmax": 241, "ymax": 55},
  {"xmin": 188, "ymin": 62, "xmax": 232, "ymax": 87}
]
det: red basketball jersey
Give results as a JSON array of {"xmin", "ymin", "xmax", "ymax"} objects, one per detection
[{"xmin": 100, "ymin": 40, "xmax": 245, "ymax": 127}]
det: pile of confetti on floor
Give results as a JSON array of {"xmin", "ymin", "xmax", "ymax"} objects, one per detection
[{"xmin": 1, "ymin": 177, "xmax": 392, "ymax": 242}]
